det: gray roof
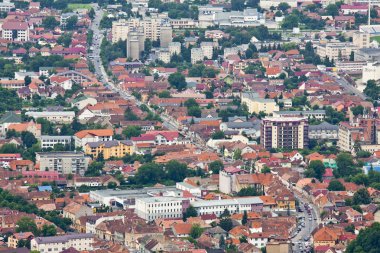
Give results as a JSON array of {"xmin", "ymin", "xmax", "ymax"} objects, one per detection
[
  {"xmin": 86, "ymin": 140, "xmax": 133, "ymax": 148},
  {"xmin": 309, "ymin": 121, "xmax": 338, "ymax": 131},
  {"xmin": 192, "ymin": 197, "xmax": 263, "ymax": 208},
  {"xmin": 0, "ymin": 112, "xmax": 21, "ymax": 124},
  {"xmin": 274, "ymin": 110, "xmax": 326, "ymax": 115},
  {"xmin": 223, "ymin": 121, "xmax": 260, "ymax": 130},
  {"xmin": 34, "ymin": 233, "xmax": 93, "ymax": 244},
  {"xmin": 228, "ymin": 116, "xmax": 247, "ymax": 122}
]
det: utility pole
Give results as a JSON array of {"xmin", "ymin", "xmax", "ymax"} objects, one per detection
[{"xmin": 368, "ymin": 0, "xmax": 371, "ymax": 26}]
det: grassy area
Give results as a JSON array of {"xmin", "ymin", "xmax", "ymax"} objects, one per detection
[
  {"xmin": 67, "ymin": 3, "xmax": 92, "ymax": 10},
  {"xmin": 371, "ymin": 36, "xmax": 380, "ymax": 43}
]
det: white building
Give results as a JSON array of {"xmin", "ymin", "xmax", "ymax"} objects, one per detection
[
  {"xmin": 176, "ymin": 182, "xmax": 202, "ymax": 197},
  {"xmin": 74, "ymin": 129, "xmax": 113, "ymax": 148},
  {"xmin": 352, "ymin": 31, "xmax": 370, "ymax": 49},
  {"xmin": 158, "ymin": 49, "xmax": 171, "ymax": 63},
  {"xmin": 241, "ymin": 92, "xmax": 279, "ymax": 114},
  {"xmin": 169, "ymin": 42, "xmax": 181, "ymax": 56},
  {"xmin": 41, "ymin": 135, "xmax": 72, "ymax": 149},
  {"xmin": 362, "ymin": 62, "xmax": 380, "ymax": 83},
  {"xmin": 36, "ymin": 151, "xmax": 90, "ymax": 175},
  {"xmin": 200, "ymin": 42, "xmax": 213, "ymax": 59},
  {"xmin": 86, "ymin": 215, "xmax": 124, "ymax": 234},
  {"xmin": 316, "ymin": 42, "xmax": 358, "ymax": 61},
  {"xmin": 25, "ymin": 111, "xmax": 75, "ymax": 124},
  {"xmin": 0, "ymin": 1, "xmax": 15, "ymax": 12},
  {"xmin": 259, "ymin": 0, "xmax": 297, "ymax": 9},
  {"xmin": 31, "ymin": 234, "xmax": 94, "ymax": 253},
  {"xmin": 135, "ymin": 197, "xmax": 190, "ymax": 221},
  {"xmin": 191, "ymin": 48, "xmax": 204, "ymax": 64},
  {"xmin": 191, "ymin": 197, "xmax": 263, "ymax": 216},
  {"xmin": 1, "ymin": 21, "xmax": 30, "ymax": 41}
]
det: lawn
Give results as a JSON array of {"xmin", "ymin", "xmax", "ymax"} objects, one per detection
[
  {"xmin": 371, "ymin": 36, "xmax": 380, "ymax": 43},
  {"xmin": 67, "ymin": 3, "xmax": 92, "ymax": 10}
]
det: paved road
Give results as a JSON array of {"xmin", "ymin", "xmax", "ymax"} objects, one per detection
[{"xmin": 325, "ymin": 72, "xmax": 367, "ymax": 100}]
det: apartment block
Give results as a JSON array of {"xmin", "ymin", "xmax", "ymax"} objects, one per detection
[
  {"xmin": 31, "ymin": 234, "xmax": 94, "ymax": 253},
  {"xmin": 191, "ymin": 48, "xmax": 204, "ymax": 64},
  {"xmin": 352, "ymin": 31, "xmax": 370, "ymax": 49},
  {"xmin": 200, "ymin": 42, "xmax": 213, "ymax": 59},
  {"xmin": 316, "ymin": 42, "xmax": 358, "ymax": 60},
  {"xmin": 362, "ymin": 62, "xmax": 380, "ymax": 83},
  {"xmin": 135, "ymin": 197, "xmax": 190, "ymax": 221},
  {"xmin": 168, "ymin": 42, "xmax": 181, "ymax": 56},
  {"xmin": 84, "ymin": 140, "xmax": 134, "ymax": 159},
  {"xmin": 2, "ymin": 21, "xmax": 30, "ymax": 41},
  {"xmin": 126, "ymin": 28, "xmax": 145, "ymax": 60},
  {"xmin": 261, "ymin": 117, "xmax": 309, "ymax": 150},
  {"xmin": 272, "ymin": 110, "xmax": 326, "ymax": 120},
  {"xmin": 192, "ymin": 197, "xmax": 263, "ymax": 216},
  {"xmin": 36, "ymin": 152, "xmax": 91, "ymax": 175},
  {"xmin": 241, "ymin": 92, "xmax": 279, "ymax": 114},
  {"xmin": 160, "ymin": 25, "xmax": 173, "ymax": 48},
  {"xmin": 158, "ymin": 49, "xmax": 171, "ymax": 63},
  {"xmin": 338, "ymin": 118, "xmax": 377, "ymax": 152},
  {"xmin": 41, "ymin": 135, "xmax": 72, "ymax": 149},
  {"xmin": 25, "ymin": 111, "xmax": 75, "ymax": 124}
]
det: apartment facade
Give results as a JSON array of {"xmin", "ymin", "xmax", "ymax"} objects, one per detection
[
  {"xmin": 352, "ymin": 31, "xmax": 370, "ymax": 48},
  {"xmin": 2, "ymin": 21, "xmax": 30, "ymax": 41},
  {"xmin": 200, "ymin": 42, "xmax": 213, "ymax": 59},
  {"xmin": 41, "ymin": 135, "xmax": 72, "ymax": 149},
  {"xmin": 316, "ymin": 42, "xmax": 358, "ymax": 60},
  {"xmin": 36, "ymin": 152, "xmax": 90, "ymax": 175},
  {"xmin": 135, "ymin": 197, "xmax": 190, "ymax": 221},
  {"xmin": 261, "ymin": 117, "xmax": 309, "ymax": 150},
  {"xmin": 241, "ymin": 92, "xmax": 279, "ymax": 114},
  {"xmin": 338, "ymin": 119, "xmax": 377, "ymax": 152},
  {"xmin": 191, "ymin": 48, "xmax": 204, "ymax": 64},
  {"xmin": 362, "ymin": 62, "xmax": 380, "ymax": 83},
  {"xmin": 74, "ymin": 129, "xmax": 114, "ymax": 148},
  {"xmin": 31, "ymin": 234, "xmax": 94, "ymax": 253},
  {"xmin": 25, "ymin": 111, "xmax": 75, "ymax": 124},
  {"xmin": 84, "ymin": 140, "xmax": 134, "ymax": 159}
]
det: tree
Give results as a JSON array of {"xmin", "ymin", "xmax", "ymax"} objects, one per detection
[
  {"xmin": 168, "ymin": 72, "xmax": 187, "ymax": 91},
  {"xmin": 346, "ymin": 222, "xmax": 380, "ymax": 253},
  {"xmin": 40, "ymin": 224, "xmax": 57, "ymax": 236},
  {"xmin": 123, "ymin": 126, "xmax": 142, "ymax": 139},
  {"xmin": 85, "ymin": 161, "xmax": 103, "ymax": 177},
  {"xmin": 188, "ymin": 106, "xmax": 201, "ymax": 117},
  {"xmin": 211, "ymin": 131, "xmax": 225, "ymax": 139},
  {"xmin": 183, "ymin": 205, "xmax": 197, "ymax": 220},
  {"xmin": 278, "ymin": 2, "xmax": 290, "ymax": 12},
  {"xmin": 364, "ymin": 80, "xmax": 380, "ymax": 100},
  {"xmin": 166, "ymin": 160, "xmax": 188, "ymax": 182},
  {"xmin": 221, "ymin": 208, "xmax": 230, "ymax": 218},
  {"xmin": 132, "ymin": 162, "xmax": 164, "ymax": 185},
  {"xmin": 219, "ymin": 218, "xmax": 233, "ymax": 231},
  {"xmin": 158, "ymin": 90, "xmax": 171, "ymax": 98},
  {"xmin": 328, "ymin": 180, "xmax": 345, "ymax": 191},
  {"xmin": 209, "ymin": 160, "xmax": 223, "ymax": 174},
  {"xmin": 21, "ymin": 131, "xmax": 37, "ymax": 148},
  {"xmin": 24, "ymin": 76, "xmax": 32, "ymax": 86},
  {"xmin": 242, "ymin": 211, "xmax": 248, "ymax": 225},
  {"xmin": 351, "ymin": 105, "xmax": 364, "ymax": 116},
  {"xmin": 124, "ymin": 107, "xmax": 139, "ymax": 121},
  {"xmin": 88, "ymin": 8, "xmax": 95, "ymax": 20},
  {"xmin": 219, "ymin": 235, "xmax": 225, "ymax": 249},
  {"xmin": 325, "ymin": 4, "xmax": 339, "ymax": 16},
  {"xmin": 16, "ymin": 217, "xmax": 38, "ymax": 235},
  {"xmin": 65, "ymin": 15, "xmax": 78, "ymax": 30},
  {"xmin": 231, "ymin": 0, "xmax": 245, "ymax": 11},
  {"xmin": 336, "ymin": 153, "xmax": 356, "ymax": 178},
  {"xmin": 345, "ymin": 224, "xmax": 355, "ymax": 233},
  {"xmin": 233, "ymin": 149, "xmax": 242, "ymax": 160},
  {"xmin": 352, "ymin": 188, "xmax": 371, "ymax": 205},
  {"xmin": 306, "ymin": 160, "xmax": 325, "ymax": 181},
  {"xmin": 42, "ymin": 16, "xmax": 59, "ymax": 30},
  {"xmin": 190, "ymin": 224, "xmax": 204, "ymax": 239},
  {"xmin": 107, "ymin": 182, "xmax": 117, "ymax": 189},
  {"xmin": 350, "ymin": 51, "xmax": 355, "ymax": 61},
  {"xmin": 237, "ymin": 187, "xmax": 263, "ymax": 196}
]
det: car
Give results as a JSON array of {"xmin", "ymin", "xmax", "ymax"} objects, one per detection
[{"xmin": 309, "ymin": 217, "xmax": 312, "ymax": 221}]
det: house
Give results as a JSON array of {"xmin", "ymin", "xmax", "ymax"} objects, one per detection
[
  {"xmin": 84, "ymin": 140, "xmax": 134, "ymax": 159},
  {"xmin": 312, "ymin": 226, "xmax": 340, "ymax": 248},
  {"xmin": 31, "ymin": 234, "xmax": 94, "ymax": 253},
  {"xmin": 63, "ymin": 202, "xmax": 93, "ymax": 222},
  {"xmin": 0, "ymin": 111, "xmax": 22, "ymax": 136},
  {"xmin": 346, "ymin": 208, "xmax": 363, "ymax": 222},
  {"xmin": 25, "ymin": 111, "xmax": 75, "ymax": 124},
  {"xmin": 71, "ymin": 96, "xmax": 97, "ymax": 110},
  {"xmin": 172, "ymin": 223, "xmax": 193, "ymax": 237},
  {"xmin": 8, "ymin": 232, "xmax": 34, "ymax": 248},
  {"xmin": 50, "ymin": 76, "xmax": 73, "ymax": 90},
  {"xmin": 9, "ymin": 159, "xmax": 34, "ymax": 171},
  {"xmin": 74, "ymin": 129, "xmax": 114, "ymax": 149}
]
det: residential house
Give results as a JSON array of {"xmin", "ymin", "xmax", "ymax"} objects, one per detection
[
  {"xmin": 63, "ymin": 202, "xmax": 93, "ymax": 222},
  {"xmin": 74, "ymin": 129, "xmax": 114, "ymax": 149}
]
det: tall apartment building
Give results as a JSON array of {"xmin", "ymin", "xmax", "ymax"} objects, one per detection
[
  {"xmin": 352, "ymin": 31, "xmax": 370, "ymax": 49},
  {"xmin": 2, "ymin": 21, "xmax": 30, "ymax": 41},
  {"xmin": 158, "ymin": 49, "xmax": 171, "ymax": 63},
  {"xmin": 316, "ymin": 42, "xmax": 358, "ymax": 60},
  {"xmin": 112, "ymin": 19, "xmax": 132, "ymax": 42},
  {"xmin": 135, "ymin": 197, "xmax": 190, "ymax": 221},
  {"xmin": 31, "ymin": 234, "xmax": 94, "ymax": 253},
  {"xmin": 219, "ymin": 167, "xmax": 247, "ymax": 194},
  {"xmin": 241, "ymin": 92, "xmax": 279, "ymax": 114},
  {"xmin": 126, "ymin": 28, "xmax": 145, "ymax": 60},
  {"xmin": 169, "ymin": 42, "xmax": 181, "ymax": 56},
  {"xmin": 160, "ymin": 25, "xmax": 173, "ymax": 48},
  {"xmin": 338, "ymin": 118, "xmax": 377, "ymax": 152},
  {"xmin": 362, "ymin": 62, "xmax": 380, "ymax": 83},
  {"xmin": 200, "ymin": 42, "xmax": 213, "ymax": 59},
  {"xmin": 191, "ymin": 48, "xmax": 204, "ymax": 64},
  {"xmin": 261, "ymin": 117, "xmax": 309, "ymax": 150},
  {"xmin": 36, "ymin": 151, "xmax": 91, "ymax": 175}
]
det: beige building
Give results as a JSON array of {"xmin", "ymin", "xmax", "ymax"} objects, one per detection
[
  {"xmin": 25, "ymin": 111, "xmax": 75, "ymax": 124},
  {"xmin": 191, "ymin": 48, "xmax": 204, "ymax": 64},
  {"xmin": 36, "ymin": 151, "xmax": 91, "ymax": 175},
  {"xmin": 169, "ymin": 18, "xmax": 198, "ymax": 29},
  {"xmin": 126, "ymin": 28, "xmax": 145, "ymax": 60},
  {"xmin": 8, "ymin": 232, "xmax": 34, "ymax": 248},
  {"xmin": 31, "ymin": 234, "xmax": 94, "ymax": 253},
  {"xmin": 260, "ymin": 0, "xmax": 297, "ymax": 9},
  {"xmin": 362, "ymin": 62, "xmax": 380, "ymax": 83},
  {"xmin": 261, "ymin": 117, "xmax": 309, "ymax": 150},
  {"xmin": 241, "ymin": 92, "xmax": 279, "ymax": 115},
  {"xmin": 169, "ymin": 42, "xmax": 181, "ymax": 56},
  {"xmin": 158, "ymin": 49, "xmax": 171, "ymax": 63},
  {"xmin": 316, "ymin": 42, "xmax": 358, "ymax": 60},
  {"xmin": 200, "ymin": 42, "xmax": 213, "ymax": 59},
  {"xmin": 160, "ymin": 25, "xmax": 173, "ymax": 48},
  {"xmin": 353, "ymin": 31, "xmax": 370, "ymax": 49}
]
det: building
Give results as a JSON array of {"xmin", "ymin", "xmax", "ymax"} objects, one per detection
[
  {"xmin": 261, "ymin": 117, "xmax": 309, "ymax": 150},
  {"xmin": 352, "ymin": 31, "xmax": 370, "ymax": 48},
  {"xmin": 272, "ymin": 110, "xmax": 326, "ymax": 120},
  {"xmin": 158, "ymin": 49, "xmax": 171, "ymax": 63},
  {"xmin": 169, "ymin": 42, "xmax": 181, "ymax": 56},
  {"xmin": 241, "ymin": 92, "xmax": 279, "ymax": 114},
  {"xmin": 25, "ymin": 111, "xmax": 75, "ymax": 124},
  {"xmin": 31, "ymin": 234, "xmax": 94, "ymax": 253},
  {"xmin": 0, "ymin": 111, "xmax": 21, "ymax": 136},
  {"xmin": 60, "ymin": 12, "xmax": 77, "ymax": 27},
  {"xmin": 111, "ymin": 19, "xmax": 136, "ymax": 42},
  {"xmin": 335, "ymin": 60, "xmax": 367, "ymax": 72},
  {"xmin": 126, "ymin": 28, "xmax": 145, "ymax": 60},
  {"xmin": 362, "ymin": 62, "xmax": 380, "ymax": 83},
  {"xmin": 74, "ymin": 129, "xmax": 113, "ymax": 148},
  {"xmin": 84, "ymin": 140, "xmax": 134, "ymax": 159},
  {"xmin": 41, "ymin": 135, "xmax": 72, "ymax": 149},
  {"xmin": 160, "ymin": 25, "xmax": 173, "ymax": 48},
  {"xmin": 135, "ymin": 197, "xmax": 190, "ymax": 221},
  {"xmin": 192, "ymin": 197, "xmax": 263, "ymax": 216},
  {"xmin": 200, "ymin": 42, "xmax": 213, "ymax": 59},
  {"xmin": 259, "ymin": 0, "xmax": 297, "ymax": 9},
  {"xmin": 191, "ymin": 48, "xmax": 204, "ymax": 64},
  {"xmin": 1, "ymin": 21, "xmax": 29, "ymax": 41},
  {"xmin": 8, "ymin": 232, "xmax": 34, "ymax": 248},
  {"xmin": 355, "ymin": 48, "xmax": 380, "ymax": 62},
  {"xmin": 8, "ymin": 121, "xmax": 42, "ymax": 138},
  {"xmin": 169, "ymin": 18, "xmax": 198, "ymax": 29},
  {"xmin": 213, "ymin": 8, "xmax": 264, "ymax": 27},
  {"xmin": 338, "ymin": 118, "xmax": 376, "ymax": 152},
  {"xmin": 0, "ymin": 1, "xmax": 15, "ymax": 12},
  {"xmin": 316, "ymin": 42, "xmax": 358, "ymax": 60},
  {"xmin": 219, "ymin": 167, "xmax": 247, "ymax": 194},
  {"xmin": 36, "ymin": 152, "xmax": 90, "ymax": 175},
  {"xmin": 63, "ymin": 202, "xmax": 93, "ymax": 222},
  {"xmin": 308, "ymin": 122, "xmax": 339, "ymax": 140}
]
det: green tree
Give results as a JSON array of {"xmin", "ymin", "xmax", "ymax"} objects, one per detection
[
  {"xmin": 345, "ymin": 224, "xmax": 355, "ymax": 233},
  {"xmin": 158, "ymin": 90, "xmax": 171, "ymax": 98},
  {"xmin": 88, "ymin": 8, "xmax": 95, "ymax": 20},
  {"xmin": 351, "ymin": 105, "xmax": 364, "ymax": 116},
  {"xmin": 107, "ymin": 182, "xmax": 117, "ymax": 189},
  {"xmin": 305, "ymin": 160, "xmax": 325, "ymax": 181},
  {"xmin": 325, "ymin": 4, "xmax": 339, "ymax": 16},
  {"xmin": 65, "ymin": 15, "xmax": 78, "ymax": 30},
  {"xmin": 242, "ymin": 210, "xmax": 248, "ymax": 225},
  {"xmin": 124, "ymin": 107, "xmax": 139, "ymax": 121},
  {"xmin": 336, "ymin": 153, "xmax": 356, "ymax": 178},
  {"xmin": 123, "ymin": 126, "xmax": 142, "ymax": 139},
  {"xmin": 219, "ymin": 235, "xmax": 225, "ymax": 249},
  {"xmin": 233, "ymin": 149, "xmax": 242, "ymax": 160},
  {"xmin": 42, "ymin": 16, "xmax": 59, "ymax": 30},
  {"xmin": 219, "ymin": 218, "xmax": 233, "ymax": 231},
  {"xmin": 16, "ymin": 217, "xmax": 38, "ymax": 235},
  {"xmin": 209, "ymin": 160, "xmax": 223, "ymax": 174},
  {"xmin": 278, "ymin": 2, "xmax": 290, "ymax": 12},
  {"xmin": 166, "ymin": 160, "xmax": 188, "ymax": 182},
  {"xmin": 231, "ymin": 0, "xmax": 245, "ymax": 10},
  {"xmin": 346, "ymin": 222, "xmax": 380, "ymax": 253},
  {"xmin": 190, "ymin": 224, "xmax": 204, "ymax": 239},
  {"xmin": 21, "ymin": 131, "xmax": 37, "ymax": 148},
  {"xmin": 364, "ymin": 80, "xmax": 380, "ymax": 100},
  {"xmin": 352, "ymin": 188, "xmax": 371, "ymax": 205},
  {"xmin": 183, "ymin": 205, "xmax": 197, "ymax": 221},
  {"xmin": 168, "ymin": 72, "xmax": 187, "ymax": 91},
  {"xmin": 237, "ymin": 187, "xmax": 263, "ymax": 196},
  {"xmin": 85, "ymin": 161, "xmax": 103, "ymax": 177},
  {"xmin": 328, "ymin": 180, "xmax": 345, "ymax": 191},
  {"xmin": 211, "ymin": 131, "xmax": 225, "ymax": 139},
  {"xmin": 40, "ymin": 224, "xmax": 57, "ymax": 236}
]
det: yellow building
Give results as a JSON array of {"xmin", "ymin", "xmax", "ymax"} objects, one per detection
[
  {"xmin": 275, "ymin": 194, "xmax": 296, "ymax": 211},
  {"xmin": 85, "ymin": 140, "xmax": 134, "ymax": 159},
  {"xmin": 241, "ymin": 92, "xmax": 279, "ymax": 114}
]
